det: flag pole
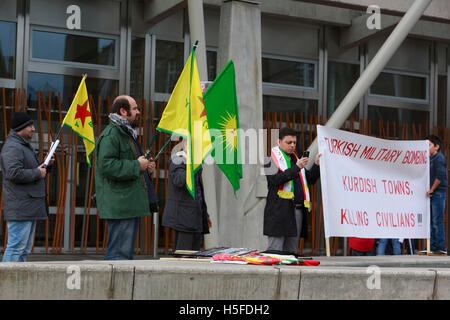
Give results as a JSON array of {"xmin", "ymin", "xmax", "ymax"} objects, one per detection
[
  {"xmin": 192, "ymin": 40, "xmax": 199, "ymax": 52},
  {"xmin": 144, "ymin": 131, "xmax": 159, "ymax": 159},
  {"xmin": 153, "ymin": 138, "xmax": 171, "ymax": 161},
  {"xmin": 147, "ymin": 41, "xmax": 198, "ymax": 161}
]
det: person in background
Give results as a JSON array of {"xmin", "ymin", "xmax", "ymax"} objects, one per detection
[
  {"xmin": 162, "ymin": 139, "xmax": 212, "ymax": 251},
  {"xmin": 377, "ymin": 238, "xmax": 402, "ymax": 255},
  {"xmin": 349, "ymin": 237, "xmax": 375, "ymax": 256},
  {"xmin": 425, "ymin": 134, "xmax": 448, "ymax": 255},
  {"xmin": 95, "ymin": 95, "xmax": 158, "ymax": 260},
  {"xmin": 0, "ymin": 112, "xmax": 53, "ymax": 262}
]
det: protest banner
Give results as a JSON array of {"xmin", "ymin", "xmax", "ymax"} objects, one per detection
[{"xmin": 317, "ymin": 125, "xmax": 430, "ymax": 242}]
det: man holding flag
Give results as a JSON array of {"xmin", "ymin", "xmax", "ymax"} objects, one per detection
[{"xmin": 94, "ymin": 95, "xmax": 158, "ymax": 260}]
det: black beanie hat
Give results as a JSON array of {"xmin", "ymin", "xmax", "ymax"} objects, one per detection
[{"xmin": 11, "ymin": 112, "xmax": 33, "ymax": 132}]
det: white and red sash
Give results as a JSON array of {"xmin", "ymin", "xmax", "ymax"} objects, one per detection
[{"xmin": 271, "ymin": 146, "xmax": 311, "ymax": 212}]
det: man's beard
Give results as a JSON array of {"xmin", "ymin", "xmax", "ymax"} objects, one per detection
[{"xmin": 129, "ymin": 117, "xmax": 139, "ymax": 128}]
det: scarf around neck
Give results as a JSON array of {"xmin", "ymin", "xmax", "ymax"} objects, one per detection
[
  {"xmin": 271, "ymin": 146, "xmax": 311, "ymax": 212},
  {"xmin": 108, "ymin": 113, "xmax": 138, "ymax": 140}
]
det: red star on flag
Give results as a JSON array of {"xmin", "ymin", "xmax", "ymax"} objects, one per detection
[{"xmin": 74, "ymin": 101, "xmax": 91, "ymax": 127}]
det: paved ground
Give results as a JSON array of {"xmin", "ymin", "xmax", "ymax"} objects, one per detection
[
  {"xmin": 21, "ymin": 252, "xmax": 450, "ymax": 268},
  {"xmin": 2, "ymin": 252, "xmax": 450, "ymax": 301}
]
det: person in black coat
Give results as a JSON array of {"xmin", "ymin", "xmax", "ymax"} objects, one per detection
[
  {"xmin": 264, "ymin": 127, "xmax": 320, "ymax": 254},
  {"xmin": 162, "ymin": 140, "xmax": 211, "ymax": 251},
  {"xmin": 0, "ymin": 112, "xmax": 54, "ymax": 262}
]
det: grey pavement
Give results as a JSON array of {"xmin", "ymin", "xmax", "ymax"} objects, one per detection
[{"xmin": 1, "ymin": 253, "xmax": 450, "ymax": 300}]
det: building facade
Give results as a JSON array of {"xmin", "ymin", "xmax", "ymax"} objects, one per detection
[{"xmin": 0, "ymin": 0, "xmax": 449, "ymax": 254}]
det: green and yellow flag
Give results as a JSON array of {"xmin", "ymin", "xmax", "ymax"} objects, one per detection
[
  {"xmin": 203, "ymin": 60, "xmax": 242, "ymax": 193},
  {"xmin": 156, "ymin": 46, "xmax": 212, "ymax": 198},
  {"xmin": 62, "ymin": 76, "xmax": 95, "ymax": 166}
]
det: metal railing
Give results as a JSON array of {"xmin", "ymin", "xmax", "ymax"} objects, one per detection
[{"xmin": 0, "ymin": 88, "xmax": 447, "ymax": 256}]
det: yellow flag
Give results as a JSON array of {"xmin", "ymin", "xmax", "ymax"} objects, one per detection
[
  {"xmin": 62, "ymin": 76, "xmax": 95, "ymax": 166},
  {"xmin": 157, "ymin": 48, "xmax": 212, "ymax": 198}
]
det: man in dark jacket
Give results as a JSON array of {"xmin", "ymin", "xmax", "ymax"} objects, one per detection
[
  {"xmin": 0, "ymin": 112, "xmax": 52, "ymax": 262},
  {"xmin": 425, "ymin": 134, "xmax": 448, "ymax": 255},
  {"xmin": 264, "ymin": 127, "xmax": 320, "ymax": 254},
  {"xmin": 162, "ymin": 141, "xmax": 211, "ymax": 251},
  {"xmin": 95, "ymin": 95, "xmax": 157, "ymax": 260}
]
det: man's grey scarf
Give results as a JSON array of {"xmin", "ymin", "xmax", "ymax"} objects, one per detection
[{"xmin": 108, "ymin": 113, "xmax": 138, "ymax": 140}]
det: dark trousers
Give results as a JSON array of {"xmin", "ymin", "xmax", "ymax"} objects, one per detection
[{"xmin": 174, "ymin": 231, "xmax": 203, "ymax": 251}]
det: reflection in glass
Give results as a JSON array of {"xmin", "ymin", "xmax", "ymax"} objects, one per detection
[
  {"xmin": 130, "ymin": 37, "xmax": 145, "ymax": 100},
  {"xmin": 263, "ymin": 95, "xmax": 318, "ymax": 151},
  {"xmin": 26, "ymin": 72, "xmax": 118, "ymax": 211},
  {"xmin": 368, "ymin": 105, "xmax": 428, "ymax": 138},
  {"xmin": 27, "ymin": 72, "xmax": 118, "ymax": 138},
  {"xmin": 155, "ymin": 40, "xmax": 184, "ymax": 93},
  {"xmin": 32, "ymin": 30, "xmax": 116, "ymax": 66},
  {"xmin": 262, "ymin": 57, "xmax": 315, "ymax": 88},
  {"xmin": 327, "ymin": 61, "xmax": 359, "ymax": 119},
  {"xmin": 0, "ymin": 21, "xmax": 16, "ymax": 79},
  {"xmin": 207, "ymin": 50, "xmax": 217, "ymax": 81},
  {"xmin": 370, "ymin": 72, "xmax": 427, "ymax": 100},
  {"xmin": 437, "ymin": 75, "xmax": 447, "ymax": 129}
]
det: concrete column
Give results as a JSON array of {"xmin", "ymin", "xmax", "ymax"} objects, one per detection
[
  {"xmin": 204, "ymin": 0, "xmax": 265, "ymax": 249},
  {"xmin": 187, "ymin": 0, "xmax": 208, "ymax": 80}
]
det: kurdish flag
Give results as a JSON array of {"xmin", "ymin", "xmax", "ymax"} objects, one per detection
[
  {"xmin": 62, "ymin": 76, "xmax": 95, "ymax": 166},
  {"xmin": 203, "ymin": 60, "xmax": 242, "ymax": 193},
  {"xmin": 156, "ymin": 44, "xmax": 212, "ymax": 198}
]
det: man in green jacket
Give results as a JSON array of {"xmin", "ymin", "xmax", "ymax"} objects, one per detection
[{"xmin": 95, "ymin": 95, "xmax": 157, "ymax": 260}]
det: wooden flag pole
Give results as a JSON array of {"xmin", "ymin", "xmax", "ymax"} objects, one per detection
[{"xmin": 325, "ymin": 237, "xmax": 331, "ymax": 257}]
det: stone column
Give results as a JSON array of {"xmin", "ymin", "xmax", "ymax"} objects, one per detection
[{"xmin": 204, "ymin": 0, "xmax": 266, "ymax": 249}]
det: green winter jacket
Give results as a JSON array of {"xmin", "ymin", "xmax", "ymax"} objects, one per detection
[{"xmin": 94, "ymin": 122, "xmax": 150, "ymax": 219}]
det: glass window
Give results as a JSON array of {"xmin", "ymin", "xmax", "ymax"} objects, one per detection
[
  {"xmin": 262, "ymin": 57, "xmax": 315, "ymax": 88},
  {"xmin": 27, "ymin": 72, "xmax": 118, "ymax": 136},
  {"xmin": 0, "ymin": 21, "xmax": 16, "ymax": 79},
  {"xmin": 327, "ymin": 61, "xmax": 359, "ymax": 119},
  {"xmin": 263, "ymin": 95, "xmax": 318, "ymax": 151},
  {"xmin": 207, "ymin": 50, "xmax": 217, "ymax": 81},
  {"xmin": 437, "ymin": 75, "xmax": 447, "ymax": 128},
  {"xmin": 32, "ymin": 30, "xmax": 116, "ymax": 66},
  {"xmin": 368, "ymin": 105, "xmax": 428, "ymax": 138},
  {"xmin": 155, "ymin": 40, "xmax": 184, "ymax": 93},
  {"xmin": 370, "ymin": 72, "xmax": 427, "ymax": 101},
  {"xmin": 130, "ymin": 37, "xmax": 145, "ymax": 100}
]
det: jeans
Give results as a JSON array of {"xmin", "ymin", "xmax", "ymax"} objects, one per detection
[
  {"xmin": 2, "ymin": 221, "xmax": 36, "ymax": 262},
  {"xmin": 267, "ymin": 208, "xmax": 303, "ymax": 254},
  {"xmin": 352, "ymin": 248, "xmax": 375, "ymax": 256},
  {"xmin": 377, "ymin": 239, "xmax": 402, "ymax": 255},
  {"xmin": 430, "ymin": 192, "xmax": 447, "ymax": 251},
  {"xmin": 104, "ymin": 218, "xmax": 139, "ymax": 260}
]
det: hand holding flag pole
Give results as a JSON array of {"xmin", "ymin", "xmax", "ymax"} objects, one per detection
[{"xmin": 153, "ymin": 138, "xmax": 171, "ymax": 162}]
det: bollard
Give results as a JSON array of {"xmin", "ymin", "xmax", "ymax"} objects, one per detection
[{"xmin": 153, "ymin": 211, "xmax": 159, "ymax": 258}]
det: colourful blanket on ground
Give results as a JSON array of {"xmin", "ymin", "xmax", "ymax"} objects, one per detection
[{"xmin": 212, "ymin": 253, "xmax": 320, "ymax": 266}]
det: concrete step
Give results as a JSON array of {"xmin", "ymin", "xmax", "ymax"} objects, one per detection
[{"xmin": 1, "ymin": 255, "xmax": 450, "ymax": 300}]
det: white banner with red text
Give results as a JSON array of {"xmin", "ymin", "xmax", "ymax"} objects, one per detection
[{"xmin": 317, "ymin": 125, "xmax": 430, "ymax": 239}]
